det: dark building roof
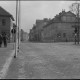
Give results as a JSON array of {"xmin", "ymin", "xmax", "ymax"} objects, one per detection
[
  {"xmin": 0, "ymin": 6, "xmax": 14, "ymax": 21},
  {"xmin": 61, "ymin": 11, "xmax": 76, "ymax": 17},
  {"xmin": 43, "ymin": 10, "xmax": 77, "ymax": 29}
]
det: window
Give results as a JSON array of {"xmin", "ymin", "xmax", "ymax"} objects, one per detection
[
  {"xmin": 63, "ymin": 33, "xmax": 66, "ymax": 38},
  {"xmin": 2, "ymin": 19, "xmax": 6, "ymax": 26},
  {"xmin": 57, "ymin": 33, "xmax": 61, "ymax": 37}
]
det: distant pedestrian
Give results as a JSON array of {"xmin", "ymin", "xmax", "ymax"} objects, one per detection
[
  {"xmin": 0, "ymin": 34, "xmax": 2, "ymax": 47},
  {"xmin": 2, "ymin": 33, "xmax": 8, "ymax": 47}
]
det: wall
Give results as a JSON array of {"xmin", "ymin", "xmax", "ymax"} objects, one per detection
[
  {"xmin": 0, "ymin": 16, "xmax": 11, "ymax": 42},
  {"xmin": 41, "ymin": 22, "xmax": 76, "ymax": 42}
]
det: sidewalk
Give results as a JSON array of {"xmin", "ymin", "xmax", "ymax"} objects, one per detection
[{"xmin": 0, "ymin": 43, "xmax": 15, "ymax": 79}]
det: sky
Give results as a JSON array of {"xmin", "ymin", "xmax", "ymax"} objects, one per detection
[{"xmin": 0, "ymin": 1, "xmax": 78, "ymax": 33}]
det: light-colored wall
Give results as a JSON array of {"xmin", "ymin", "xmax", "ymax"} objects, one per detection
[{"xmin": 21, "ymin": 30, "xmax": 29, "ymax": 41}]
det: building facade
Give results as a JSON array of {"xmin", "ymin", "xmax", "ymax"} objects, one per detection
[
  {"xmin": 41, "ymin": 10, "xmax": 80, "ymax": 42},
  {"xmin": 20, "ymin": 29, "xmax": 29, "ymax": 42},
  {"xmin": 0, "ymin": 7, "xmax": 14, "ymax": 42},
  {"xmin": 29, "ymin": 18, "xmax": 50, "ymax": 41}
]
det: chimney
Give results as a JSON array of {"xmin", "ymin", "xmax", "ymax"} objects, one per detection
[{"xmin": 62, "ymin": 9, "xmax": 65, "ymax": 13}]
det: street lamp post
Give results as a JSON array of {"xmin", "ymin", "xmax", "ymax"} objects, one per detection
[
  {"xmin": 77, "ymin": 3, "xmax": 80, "ymax": 44},
  {"xmin": 75, "ymin": 33, "xmax": 77, "ymax": 44},
  {"xmin": 17, "ymin": 0, "xmax": 20, "ymax": 52},
  {"xmin": 14, "ymin": 0, "xmax": 18, "ymax": 58},
  {"xmin": 14, "ymin": 0, "xmax": 20, "ymax": 58}
]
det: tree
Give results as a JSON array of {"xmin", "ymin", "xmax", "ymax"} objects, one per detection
[
  {"xmin": 70, "ymin": 1, "xmax": 80, "ymax": 16},
  {"xmin": 70, "ymin": 1, "xmax": 80, "ymax": 44}
]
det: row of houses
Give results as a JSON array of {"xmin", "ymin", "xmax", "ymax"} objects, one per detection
[
  {"xmin": 29, "ymin": 18, "xmax": 51, "ymax": 41},
  {"xmin": 29, "ymin": 10, "xmax": 80, "ymax": 42}
]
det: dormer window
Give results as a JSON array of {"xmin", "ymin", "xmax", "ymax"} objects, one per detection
[{"xmin": 2, "ymin": 19, "xmax": 6, "ymax": 26}]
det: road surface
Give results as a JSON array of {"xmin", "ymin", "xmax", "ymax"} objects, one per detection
[{"xmin": 5, "ymin": 42, "xmax": 80, "ymax": 79}]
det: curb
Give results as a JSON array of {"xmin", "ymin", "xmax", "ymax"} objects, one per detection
[{"xmin": 0, "ymin": 50, "xmax": 15, "ymax": 79}]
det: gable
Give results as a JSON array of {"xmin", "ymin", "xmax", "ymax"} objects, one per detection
[
  {"xmin": 0, "ymin": 7, "xmax": 14, "ymax": 21},
  {"xmin": 61, "ymin": 11, "xmax": 77, "ymax": 22},
  {"xmin": 63, "ymin": 11, "xmax": 76, "ymax": 17}
]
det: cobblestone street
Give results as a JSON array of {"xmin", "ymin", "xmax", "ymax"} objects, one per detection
[{"xmin": 5, "ymin": 42, "xmax": 80, "ymax": 79}]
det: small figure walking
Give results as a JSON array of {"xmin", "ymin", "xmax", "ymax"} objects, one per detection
[
  {"xmin": 2, "ymin": 33, "xmax": 8, "ymax": 47},
  {"xmin": 0, "ymin": 34, "xmax": 2, "ymax": 47}
]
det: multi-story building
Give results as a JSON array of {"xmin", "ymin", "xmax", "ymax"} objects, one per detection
[
  {"xmin": 29, "ymin": 18, "xmax": 50, "ymax": 41},
  {"xmin": 29, "ymin": 26, "xmax": 36, "ymax": 41},
  {"xmin": 20, "ymin": 29, "xmax": 29, "ymax": 42},
  {"xmin": 41, "ymin": 10, "xmax": 80, "ymax": 42},
  {"xmin": 0, "ymin": 6, "xmax": 14, "ymax": 42}
]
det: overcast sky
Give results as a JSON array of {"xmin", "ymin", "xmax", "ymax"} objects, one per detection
[{"xmin": 0, "ymin": 1, "xmax": 78, "ymax": 33}]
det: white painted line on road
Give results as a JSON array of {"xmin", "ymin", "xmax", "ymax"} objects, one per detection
[{"xmin": 0, "ymin": 50, "xmax": 15, "ymax": 79}]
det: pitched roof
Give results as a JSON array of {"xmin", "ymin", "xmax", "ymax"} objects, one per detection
[
  {"xmin": 0, "ymin": 6, "xmax": 14, "ymax": 21},
  {"xmin": 43, "ymin": 11, "xmax": 77, "ymax": 29},
  {"xmin": 62, "ymin": 11, "xmax": 76, "ymax": 17}
]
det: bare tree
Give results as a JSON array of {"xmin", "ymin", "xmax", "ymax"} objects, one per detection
[{"xmin": 69, "ymin": 1, "xmax": 80, "ymax": 44}]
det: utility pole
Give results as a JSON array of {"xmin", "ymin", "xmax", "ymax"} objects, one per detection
[
  {"xmin": 74, "ymin": 26, "xmax": 78, "ymax": 44},
  {"xmin": 70, "ymin": 2, "xmax": 80, "ymax": 44},
  {"xmin": 17, "ymin": 0, "xmax": 20, "ymax": 52},
  {"xmin": 77, "ymin": 3, "xmax": 80, "ymax": 44},
  {"xmin": 14, "ymin": 0, "xmax": 20, "ymax": 58},
  {"xmin": 14, "ymin": 0, "xmax": 18, "ymax": 58}
]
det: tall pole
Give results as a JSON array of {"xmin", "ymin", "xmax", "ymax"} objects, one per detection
[
  {"xmin": 70, "ymin": 2, "xmax": 80, "ymax": 44},
  {"xmin": 17, "ymin": 0, "xmax": 20, "ymax": 52},
  {"xmin": 14, "ymin": 0, "xmax": 18, "ymax": 58},
  {"xmin": 77, "ymin": 4, "xmax": 79, "ymax": 44}
]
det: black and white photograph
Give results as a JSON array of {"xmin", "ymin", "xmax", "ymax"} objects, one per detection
[{"xmin": 0, "ymin": 0, "xmax": 80, "ymax": 79}]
